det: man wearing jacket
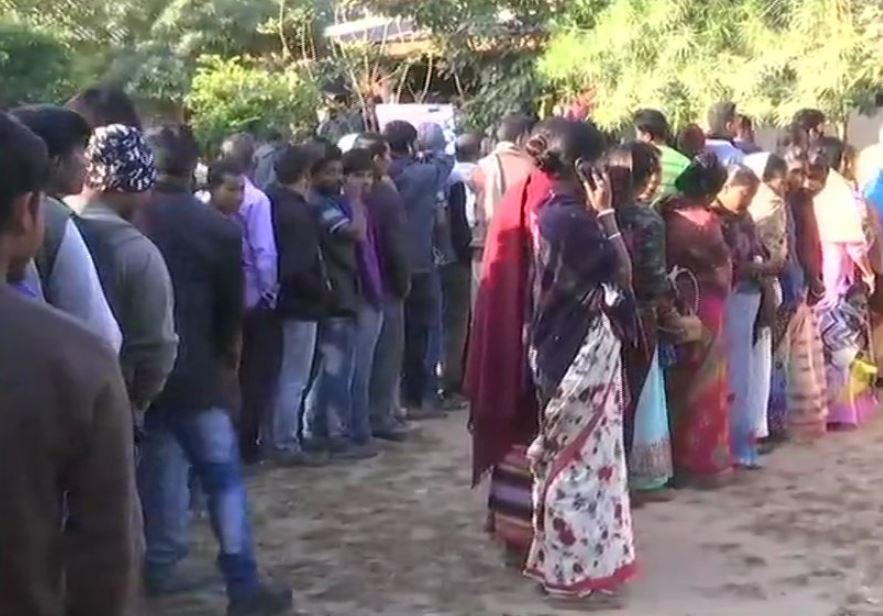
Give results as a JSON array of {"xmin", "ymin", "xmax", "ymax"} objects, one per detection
[
  {"xmin": 139, "ymin": 125, "xmax": 292, "ymax": 615},
  {"xmin": 0, "ymin": 111, "xmax": 141, "ymax": 616},
  {"xmin": 384, "ymin": 120, "xmax": 454, "ymax": 420}
]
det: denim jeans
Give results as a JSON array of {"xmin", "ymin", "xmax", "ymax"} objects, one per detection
[
  {"xmin": 349, "ymin": 302, "xmax": 383, "ymax": 443},
  {"xmin": 264, "ymin": 320, "xmax": 317, "ymax": 454},
  {"xmin": 303, "ymin": 317, "xmax": 355, "ymax": 442},
  {"xmin": 370, "ymin": 295, "xmax": 405, "ymax": 431},
  {"xmin": 403, "ymin": 272, "xmax": 441, "ymax": 408},
  {"xmin": 139, "ymin": 407, "xmax": 259, "ymax": 599}
]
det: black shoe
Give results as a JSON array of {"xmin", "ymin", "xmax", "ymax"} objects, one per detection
[
  {"xmin": 269, "ymin": 449, "xmax": 329, "ymax": 468},
  {"xmin": 405, "ymin": 406, "xmax": 448, "ymax": 421},
  {"xmin": 301, "ymin": 437, "xmax": 330, "ymax": 454},
  {"xmin": 372, "ymin": 419, "xmax": 414, "ymax": 442},
  {"xmin": 332, "ymin": 441, "xmax": 379, "ymax": 460},
  {"xmin": 145, "ymin": 564, "xmax": 216, "ymax": 597},
  {"xmin": 227, "ymin": 583, "xmax": 292, "ymax": 616}
]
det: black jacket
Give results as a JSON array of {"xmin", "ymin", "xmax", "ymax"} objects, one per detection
[
  {"xmin": 267, "ymin": 184, "xmax": 330, "ymax": 320},
  {"xmin": 137, "ymin": 181, "xmax": 244, "ymax": 412}
]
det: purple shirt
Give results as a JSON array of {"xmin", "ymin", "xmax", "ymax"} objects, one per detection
[
  {"xmin": 339, "ymin": 198, "xmax": 383, "ymax": 307},
  {"xmin": 236, "ymin": 178, "xmax": 278, "ymax": 309}
]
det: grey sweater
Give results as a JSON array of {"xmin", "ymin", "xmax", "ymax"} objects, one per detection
[{"xmin": 78, "ymin": 202, "xmax": 179, "ymax": 415}]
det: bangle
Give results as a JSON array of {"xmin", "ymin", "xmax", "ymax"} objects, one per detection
[
  {"xmin": 598, "ymin": 209, "xmax": 615, "ymax": 218},
  {"xmin": 606, "ymin": 232, "xmax": 622, "ymax": 241}
]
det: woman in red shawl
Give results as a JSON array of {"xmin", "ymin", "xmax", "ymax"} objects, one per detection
[{"xmin": 660, "ymin": 153, "xmax": 734, "ymax": 487}]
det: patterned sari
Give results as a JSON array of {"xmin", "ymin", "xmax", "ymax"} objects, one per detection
[
  {"xmin": 819, "ymin": 290, "xmax": 877, "ymax": 428},
  {"xmin": 717, "ymin": 206, "xmax": 767, "ymax": 468},
  {"xmin": 617, "ymin": 203, "xmax": 673, "ymax": 491},
  {"xmin": 769, "ymin": 190, "xmax": 829, "ymax": 439},
  {"xmin": 661, "ymin": 197, "xmax": 733, "ymax": 482},
  {"xmin": 525, "ymin": 190, "xmax": 636, "ymax": 596},
  {"xmin": 525, "ymin": 313, "xmax": 636, "ymax": 596}
]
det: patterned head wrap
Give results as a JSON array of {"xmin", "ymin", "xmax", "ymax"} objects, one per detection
[{"xmin": 85, "ymin": 124, "xmax": 156, "ymax": 193}]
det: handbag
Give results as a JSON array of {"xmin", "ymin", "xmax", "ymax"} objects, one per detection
[{"xmin": 659, "ymin": 265, "xmax": 705, "ymax": 344}]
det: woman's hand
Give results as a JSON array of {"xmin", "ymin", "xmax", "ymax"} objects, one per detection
[{"xmin": 581, "ymin": 167, "xmax": 613, "ymax": 213}]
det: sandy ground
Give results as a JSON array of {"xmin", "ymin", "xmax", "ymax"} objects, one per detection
[{"xmin": 153, "ymin": 409, "xmax": 883, "ymax": 616}]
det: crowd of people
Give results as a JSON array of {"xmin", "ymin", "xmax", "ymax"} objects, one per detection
[{"xmin": 2, "ymin": 83, "xmax": 883, "ymax": 616}]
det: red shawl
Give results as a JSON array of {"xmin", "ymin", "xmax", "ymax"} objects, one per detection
[{"xmin": 465, "ymin": 170, "xmax": 554, "ymax": 485}]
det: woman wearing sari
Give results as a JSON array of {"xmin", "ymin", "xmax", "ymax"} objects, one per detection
[
  {"xmin": 763, "ymin": 148, "xmax": 829, "ymax": 440},
  {"xmin": 608, "ymin": 142, "xmax": 674, "ymax": 497},
  {"xmin": 522, "ymin": 119, "xmax": 637, "ymax": 602},
  {"xmin": 466, "ymin": 118, "xmax": 606, "ymax": 567},
  {"xmin": 661, "ymin": 154, "xmax": 732, "ymax": 486},
  {"xmin": 713, "ymin": 166, "xmax": 767, "ymax": 469},
  {"xmin": 808, "ymin": 148, "xmax": 878, "ymax": 428},
  {"xmin": 743, "ymin": 154, "xmax": 789, "ymax": 445}
]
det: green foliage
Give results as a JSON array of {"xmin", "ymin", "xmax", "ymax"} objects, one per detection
[
  {"xmin": 0, "ymin": 20, "xmax": 76, "ymax": 106},
  {"xmin": 541, "ymin": 0, "xmax": 883, "ymax": 131},
  {"xmin": 457, "ymin": 54, "xmax": 546, "ymax": 133},
  {"xmin": 185, "ymin": 55, "xmax": 319, "ymax": 153}
]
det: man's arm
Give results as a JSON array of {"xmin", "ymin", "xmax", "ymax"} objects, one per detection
[
  {"xmin": 315, "ymin": 195, "xmax": 362, "ymax": 243},
  {"xmin": 245, "ymin": 192, "xmax": 279, "ymax": 303},
  {"xmin": 121, "ymin": 242, "xmax": 178, "ymax": 413},
  {"xmin": 48, "ymin": 219, "xmax": 123, "ymax": 353},
  {"xmin": 65, "ymin": 357, "xmax": 140, "ymax": 616},
  {"xmin": 426, "ymin": 151, "xmax": 455, "ymax": 193}
]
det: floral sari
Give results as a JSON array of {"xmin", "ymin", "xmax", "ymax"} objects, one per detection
[{"xmin": 525, "ymin": 189, "xmax": 636, "ymax": 596}]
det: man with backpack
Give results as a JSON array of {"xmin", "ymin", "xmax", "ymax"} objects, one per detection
[{"xmin": 9, "ymin": 104, "xmax": 121, "ymax": 351}]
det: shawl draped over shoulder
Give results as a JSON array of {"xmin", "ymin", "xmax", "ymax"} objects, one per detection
[{"xmin": 465, "ymin": 170, "xmax": 554, "ymax": 485}]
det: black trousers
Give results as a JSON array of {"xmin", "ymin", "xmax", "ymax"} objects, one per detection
[
  {"xmin": 402, "ymin": 272, "xmax": 440, "ymax": 409},
  {"xmin": 238, "ymin": 305, "xmax": 282, "ymax": 463}
]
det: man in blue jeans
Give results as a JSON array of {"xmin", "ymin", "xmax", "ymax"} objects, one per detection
[
  {"xmin": 139, "ymin": 125, "xmax": 291, "ymax": 615},
  {"xmin": 302, "ymin": 140, "xmax": 377, "ymax": 459},
  {"xmin": 264, "ymin": 144, "xmax": 329, "ymax": 466}
]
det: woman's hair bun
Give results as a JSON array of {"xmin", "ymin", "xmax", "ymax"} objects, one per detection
[
  {"xmin": 675, "ymin": 151, "xmax": 727, "ymax": 199},
  {"xmin": 525, "ymin": 133, "xmax": 562, "ymax": 173},
  {"xmin": 524, "ymin": 133, "xmax": 549, "ymax": 160}
]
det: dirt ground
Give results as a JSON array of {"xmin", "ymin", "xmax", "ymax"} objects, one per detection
[{"xmin": 154, "ymin": 409, "xmax": 883, "ymax": 616}]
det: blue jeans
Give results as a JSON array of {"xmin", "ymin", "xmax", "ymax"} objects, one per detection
[
  {"xmin": 370, "ymin": 295, "xmax": 405, "ymax": 431},
  {"xmin": 264, "ymin": 320, "xmax": 317, "ymax": 454},
  {"xmin": 350, "ymin": 302, "xmax": 384, "ymax": 443},
  {"xmin": 304, "ymin": 317, "xmax": 355, "ymax": 442},
  {"xmin": 138, "ymin": 408, "xmax": 258, "ymax": 599}
]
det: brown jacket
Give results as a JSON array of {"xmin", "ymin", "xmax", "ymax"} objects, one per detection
[{"xmin": 0, "ymin": 286, "xmax": 141, "ymax": 616}]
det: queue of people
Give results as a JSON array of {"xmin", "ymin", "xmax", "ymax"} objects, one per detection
[
  {"xmin": 468, "ymin": 104, "xmax": 883, "ymax": 606},
  {"xmin": 2, "ymin": 82, "xmax": 883, "ymax": 615}
]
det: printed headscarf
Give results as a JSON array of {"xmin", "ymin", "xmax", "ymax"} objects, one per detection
[{"xmin": 85, "ymin": 123, "xmax": 156, "ymax": 193}]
